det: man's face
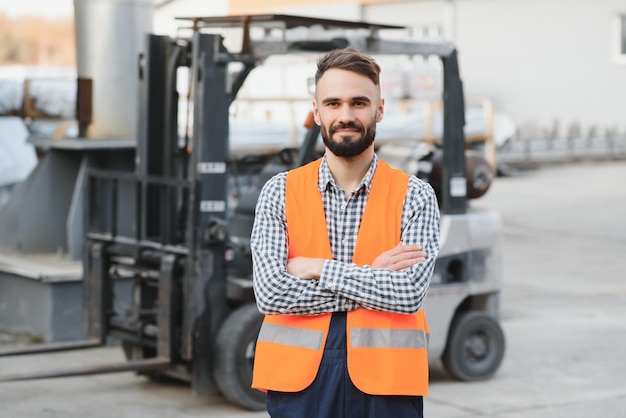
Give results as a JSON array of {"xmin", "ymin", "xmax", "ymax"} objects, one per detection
[{"xmin": 313, "ymin": 68, "xmax": 384, "ymax": 158}]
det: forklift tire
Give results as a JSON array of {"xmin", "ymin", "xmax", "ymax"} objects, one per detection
[
  {"xmin": 213, "ymin": 303, "xmax": 266, "ymax": 411},
  {"xmin": 442, "ymin": 311, "xmax": 505, "ymax": 381}
]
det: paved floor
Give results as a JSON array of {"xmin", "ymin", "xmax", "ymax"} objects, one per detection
[{"xmin": 1, "ymin": 160, "xmax": 625, "ymax": 417}]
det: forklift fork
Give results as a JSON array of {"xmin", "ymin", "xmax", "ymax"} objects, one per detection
[
  {"xmin": 0, "ymin": 246, "xmax": 177, "ymax": 382},
  {"xmin": 0, "ymin": 338, "xmax": 103, "ymax": 358},
  {"xmin": 0, "ymin": 356, "xmax": 170, "ymax": 382}
]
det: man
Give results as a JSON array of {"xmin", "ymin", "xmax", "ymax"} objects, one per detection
[{"xmin": 250, "ymin": 47, "xmax": 441, "ymax": 418}]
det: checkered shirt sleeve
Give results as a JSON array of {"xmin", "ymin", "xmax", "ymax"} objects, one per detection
[{"xmin": 251, "ymin": 157, "xmax": 440, "ymax": 315}]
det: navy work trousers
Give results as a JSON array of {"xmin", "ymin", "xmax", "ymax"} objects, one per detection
[{"xmin": 266, "ymin": 312, "xmax": 424, "ymax": 418}]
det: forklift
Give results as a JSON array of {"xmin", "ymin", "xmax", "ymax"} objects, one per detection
[{"xmin": 0, "ymin": 14, "xmax": 505, "ymax": 411}]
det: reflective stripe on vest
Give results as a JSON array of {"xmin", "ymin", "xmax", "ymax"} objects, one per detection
[
  {"xmin": 350, "ymin": 328, "xmax": 428, "ymax": 349},
  {"xmin": 252, "ymin": 158, "xmax": 429, "ymax": 395},
  {"xmin": 258, "ymin": 322, "xmax": 325, "ymax": 350}
]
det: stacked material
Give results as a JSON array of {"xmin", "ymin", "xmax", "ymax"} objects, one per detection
[
  {"xmin": 0, "ymin": 79, "xmax": 76, "ymax": 119},
  {"xmin": 0, "ymin": 117, "xmax": 37, "ymax": 209}
]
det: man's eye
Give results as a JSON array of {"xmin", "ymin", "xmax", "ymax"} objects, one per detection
[{"xmin": 353, "ymin": 102, "xmax": 365, "ymax": 107}]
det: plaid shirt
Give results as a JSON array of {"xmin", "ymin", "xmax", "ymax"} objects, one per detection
[{"xmin": 251, "ymin": 154, "xmax": 440, "ymax": 315}]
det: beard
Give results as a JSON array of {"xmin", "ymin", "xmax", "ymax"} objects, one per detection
[{"xmin": 321, "ymin": 119, "xmax": 377, "ymax": 158}]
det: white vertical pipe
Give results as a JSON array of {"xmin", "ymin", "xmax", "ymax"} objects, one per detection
[{"xmin": 74, "ymin": 0, "xmax": 153, "ymax": 139}]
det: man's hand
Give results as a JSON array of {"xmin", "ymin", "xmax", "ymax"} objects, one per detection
[
  {"xmin": 287, "ymin": 257, "xmax": 326, "ymax": 280},
  {"xmin": 371, "ymin": 244, "xmax": 426, "ymax": 271}
]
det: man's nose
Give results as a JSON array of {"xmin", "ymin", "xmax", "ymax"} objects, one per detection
[{"xmin": 337, "ymin": 104, "xmax": 355, "ymax": 123}]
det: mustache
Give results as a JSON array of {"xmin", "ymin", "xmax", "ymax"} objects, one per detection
[{"xmin": 329, "ymin": 122, "xmax": 365, "ymax": 136}]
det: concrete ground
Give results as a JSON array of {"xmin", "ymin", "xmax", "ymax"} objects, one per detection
[{"xmin": 1, "ymin": 160, "xmax": 625, "ymax": 417}]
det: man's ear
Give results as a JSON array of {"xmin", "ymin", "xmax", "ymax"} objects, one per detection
[
  {"xmin": 376, "ymin": 99, "xmax": 385, "ymax": 123},
  {"xmin": 312, "ymin": 100, "xmax": 321, "ymax": 126}
]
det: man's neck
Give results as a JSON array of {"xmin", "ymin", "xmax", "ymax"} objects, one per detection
[{"xmin": 325, "ymin": 148, "xmax": 374, "ymax": 196}]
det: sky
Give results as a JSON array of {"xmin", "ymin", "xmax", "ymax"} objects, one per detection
[{"xmin": 0, "ymin": 0, "xmax": 74, "ymax": 19}]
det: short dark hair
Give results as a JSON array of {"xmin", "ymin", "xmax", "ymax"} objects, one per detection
[{"xmin": 315, "ymin": 47, "xmax": 381, "ymax": 87}]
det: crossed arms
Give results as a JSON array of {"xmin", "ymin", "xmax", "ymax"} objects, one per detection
[{"xmin": 251, "ymin": 173, "xmax": 440, "ymax": 315}]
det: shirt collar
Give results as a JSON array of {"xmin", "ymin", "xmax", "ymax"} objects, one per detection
[{"xmin": 317, "ymin": 154, "xmax": 378, "ymax": 195}]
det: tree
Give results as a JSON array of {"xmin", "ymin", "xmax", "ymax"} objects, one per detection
[{"xmin": 0, "ymin": 12, "xmax": 75, "ymax": 66}]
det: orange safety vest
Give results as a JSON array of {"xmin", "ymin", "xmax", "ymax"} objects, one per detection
[{"xmin": 252, "ymin": 158, "xmax": 429, "ymax": 395}]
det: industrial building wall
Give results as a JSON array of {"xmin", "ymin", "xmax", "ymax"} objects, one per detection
[
  {"xmin": 154, "ymin": 0, "xmax": 230, "ymax": 36},
  {"xmin": 231, "ymin": 1, "xmax": 362, "ymax": 20},
  {"xmin": 154, "ymin": 0, "xmax": 361, "ymax": 34},
  {"xmin": 364, "ymin": 0, "xmax": 626, "ymax": 136},
  {"xmin": 229, "ymin": 0, "xmax": 403, "ymax": 14},
  {"xmin": 453, "ymin": 0, "xmax": 626, "ymax": 136},
  {"xmin": 154, "ymin": 0, "xmax": 626, "ymax": 137},
  {"xmin": 363, "ymin": 1, "xmax": 448, "ymax": 38}
]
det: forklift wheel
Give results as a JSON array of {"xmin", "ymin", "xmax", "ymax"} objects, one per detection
[
  {"xmin": 213, "ymin": 303, "xmax": 266, "ymax": 411},
  {"xmin": 442, "ymin": 311, "xmax": 505, "ymax": 381}
]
